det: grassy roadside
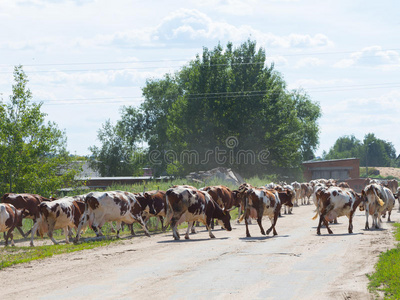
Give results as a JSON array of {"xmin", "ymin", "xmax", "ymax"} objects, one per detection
[{"xmin": 367, "ymin": 223, "xmax": 400, "ymax": 299}]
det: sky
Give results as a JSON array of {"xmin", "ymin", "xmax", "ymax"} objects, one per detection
[{"xmin": 0, "ymin": 0, "xmax": 399, "ymax": 158}]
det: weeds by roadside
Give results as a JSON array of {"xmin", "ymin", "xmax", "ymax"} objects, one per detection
[{"xmin": 367, "ymin": 223, "xmax": 400, "ymax": 299}]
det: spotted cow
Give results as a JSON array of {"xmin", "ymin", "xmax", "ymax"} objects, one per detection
[
  {"xmin": 0, "ymin": 203, "xmax": 24, "ymax": 246},
  {"xmin": 75, "ymin": 191, "xmax": 150, "ymax": 242},
  {"xmin": 239, "ymin": 187, "xmax": 283, "ymax": 237},
  {"xmin": 313, "ymin": 186, "xmax": 362, "ymax": 235},
  {"xmin": 30, "ymin": 195, "xmax": 86, "ymax": 246},
  {"xmin": 361, "ymin": 184, "xmax": 394, "ymax": 229},
  {"xmin": 165, "ymin": 186, "xmax": 232, "ymax": 240},
  {"xmin": 1, "ymin": 193, "xmax": 53, "ymax": 237}
]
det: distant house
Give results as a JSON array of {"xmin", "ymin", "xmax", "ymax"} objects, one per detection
[{"xmin": 302, "ymin": 158, "xmax": 360, "ymax": 181}]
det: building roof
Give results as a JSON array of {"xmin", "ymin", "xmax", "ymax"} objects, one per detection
[{"xmin": 302, "ymin": 158, "xmax": 359, "ymax": 164}]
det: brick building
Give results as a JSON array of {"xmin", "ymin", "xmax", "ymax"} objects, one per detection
[{"xmin": 302, "ymin": 158, "xmax": 360, "ymax": 181}]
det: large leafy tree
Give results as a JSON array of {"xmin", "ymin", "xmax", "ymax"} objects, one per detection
[
  {"xmin": 0, "ymin": 66, "xmax": 79, "ymax": 195},
  {"xmin": 91, "ymin": 40, "xmax": 321, "ymax": 178}
]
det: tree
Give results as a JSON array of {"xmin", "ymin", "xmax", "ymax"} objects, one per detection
[
  {"xmin": 94, "ymin": 40, "xmax": 321, "ymax": 178},
  {"xmin": 324, "ymin": 133, "xmax": 397, "ymax": 167},
  {"xmin": 0, "ymin": 66, "xmax": 79, "ymax": 195},
  {"xmin": 89, "ymin": 118, "xmax": 148, "ymax": 177}
]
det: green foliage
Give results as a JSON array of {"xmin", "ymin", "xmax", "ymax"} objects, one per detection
[
  {"xmin": 0, "ymin": 66, "xmax": 80, "ymax": 196},
  {"xmin": 110, "ymin": 40, "xmax": 320, "ymax": 178},
  {"xmin": 89, "ymin": 119, "xmax": 149, "ymax": 177},
  {"xmin": 368, "ymin": 223, "xmax": 400, "ymax": 299},
  {"xmin": 324, "ymin": 134, "xmax": 397, "ymax": 168}
]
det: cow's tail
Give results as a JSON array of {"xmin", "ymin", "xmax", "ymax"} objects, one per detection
[
  {"xmin": 312, "ymin": 211, "xmax": 319, "ymax": 220},
  {"xmin": 239, "ymin": 195, "xmax": 249, "ymax": 223},
  {"xmin": 373, "ymin": 189, "xmax": 385, "ymax": 207},
  {"xmin": 164, "ymin": 190, "xmax": 174, "ymax": 227},
  {"xmin": 312, "ymin": 199, "xmax": 320, "ymax": 220}
]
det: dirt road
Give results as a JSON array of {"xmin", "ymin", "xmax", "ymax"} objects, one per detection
[{"xmin": 1, "ymin": 204, "xmax": 398, "ymax": 300}]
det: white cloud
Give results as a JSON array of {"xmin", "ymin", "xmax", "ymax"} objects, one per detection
[
  {"xmin": 294, "ymin": 57, "xmax": 324, "ymax": 69},
  {"xmin": 334, "ymin": 46, "xmax": 400, "ymax": 69}
]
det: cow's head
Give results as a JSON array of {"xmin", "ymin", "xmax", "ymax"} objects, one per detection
[{"xmin": 218, "ymin": 209, "xmax": 232, "ymax": 231}]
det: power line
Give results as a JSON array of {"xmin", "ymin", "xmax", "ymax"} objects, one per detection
[
  {"xmin": 1, "ymin": 47, "xmax": 399, "ymax": 68},
  {"xmin": 32, "ymin": 82, "xmax": 400, "ymax": 106}
]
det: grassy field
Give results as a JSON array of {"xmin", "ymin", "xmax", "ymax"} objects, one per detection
[{"xmin": 367, "ymin": 223, "xmax": 400, "ymax": 299}]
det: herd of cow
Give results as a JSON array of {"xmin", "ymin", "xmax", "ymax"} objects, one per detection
[{"xmin": 0, "ymin": 178, "xmax": 399, "ymax": 247}]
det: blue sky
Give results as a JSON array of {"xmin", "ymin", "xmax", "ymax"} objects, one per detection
[{"xmin": 1, "ymin": 0, "xmax": 399, "ymax": 157}]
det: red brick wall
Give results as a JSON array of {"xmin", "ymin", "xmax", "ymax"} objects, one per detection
[{"xmin": 302, "ymin": 159, "xmax": 360, "ymax": 181}]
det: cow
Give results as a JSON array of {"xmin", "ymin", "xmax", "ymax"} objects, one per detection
[
  {"xmin": 396, "ymin": 187, "xmax": 400, "ymax": 212},
  {"xmin": 337, "ymin": 182, "xmax": 350, "ymax": 189},
  {"xmin": 75, "ymin": 191, "xmax": 151, "ymax": 242},
  {"xmin": 300, "ymin": 182, "xmax": 313, "ymax": 205},
  {"xmin": 238, "ymin": 187, "xmax": 283, "ymax": 237},
  {"xmin": 313, "ymin": 186, "xmax": 362, "ymax": 235},
  {"xmin": 137, "ymin": 190, "xmax": 167, "ymax": 232},
  {"xmin": 360, "ymin": 184, "xmax": 395, "ymax": 229},
  {"xmin": 235, "ymin": 183, "xmax": 255, "ymax": 223},
  {"xmin": 384, "ymin": 179, "xmax": 398, "ymax": 194},
  {"xmin": 201, "ymin": 185, "xmax": 239, "ymax": 229},
  {"xmin": 291, "ymin": 181, "xmax": 301, "ymax": 206},
  {"xmin": 30, "ymin": 195, "xmax": 86, "ymax": 246},
  {"xmin": 1, "ymin": 193, "xmax": 53, "ymax": 237},
  {"xmin": 165, "ymin": 186, "xmax": 232, "ymax": 240},
  {"xmin": 0, "ymin": 203, "xmax": 24, "ymax": 246}
]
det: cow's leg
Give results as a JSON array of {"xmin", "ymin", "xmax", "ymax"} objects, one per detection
[
  {"xmin": 170, "ymin": 218, "xmax": 180, "ymax": 240},
  {"xmin": 47, "ymin": 220, "xmax": 58, "ymax": 245},
  {"xmin": 115, "ymin": 221, "xmax": 122, "ymax": 238},
  {"xmin": 257, "ymin": 216, "xmax": 266, "ymax": 235},
  {"xmin": 4, "ymin": 228, "xmax": 14, "ymax": 246},
  {"xmin": 160, "ymin": 217, "xmax": 166, "ymax": 232},
  {"xmin": 244, "ymin": 210, "xmax": 251, "ymax": 238},
  {"xmin": 63, "ymin": 226, "xmax": 70, "ymax": 244},
  {"xmin": 136, "ymin": 216, "xmax": 151, "ymax": 237},
  {"xmin": 348, "ymin": 211, "xmax": 355, "ymax": 234},
  {"xmin": 16, "ymin": 226, "xmax": 27, "ymax": 238},
  {"xmin": 364, "ymin": 209, "xmax": 370, "ymax": 230},
  {"xmin": 321, "ymin": 212, "xmax": 333, "ymax": 234},
  {"xmin": 185, "ymin": 221, "xmax": 194, "ymax": 239},
  {"xmin": 267, "ymin": 208, "xmax": 280, "ymax": 236},
  {"xmin": 30, "ymin": 221, "xmax": 40, "ymax": 247},
  {"xmin": 191, "ymin": 222, "xmax": 198, "ymax": 234},
  {"xmin": 236, "ymin": 206, "xmax": 242, "ymax": 224},
  {"xmin": 205, "ymin": 216, "xmax": 215, "ymax": 239},
  {"xmin": 388, "ymin": 210, "xmax": 392, "ymax": 222},
  {"xmin": 74, "ymin": 214, "xmax": 87, "ymax": 242}
]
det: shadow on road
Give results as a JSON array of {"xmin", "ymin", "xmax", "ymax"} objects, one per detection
[
  {"xmin": 239, "ymin": 234, "xmax": 289, "ymax": 242},
  {"xmin": 157, "ymin": 237, "xmax": 230, "ymax": 243}
]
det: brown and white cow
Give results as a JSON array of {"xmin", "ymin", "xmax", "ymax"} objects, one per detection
[
  {"xmin": 1, "ymin": 193, "xmax": 53, "ymax": 237},
  {"xmin": 239, "ymin": 187, "xmax": 283, "ymax": 237},
  {"xmin": 138, "ymin": 190, "xmax": 167, "ymax": 232},
  {"xmin": 201, "ymin": 185, "xmax": 239, "ymax": 228},
  {"xmin": 165, "ymin": 186, "xmax": 232, "ymax": 240},
  {"xmin": 30, "ymin": 195, "xmax": 86, "ymax": 246},
  {"xmin": 75, "ymin": 191, "xmax": 151, "ymax": 242},
  {"xmin": 360, "ymin": 184, "xmax": 394, "ymax": 229},
  {"xmin": 300, "ymin": 182, "xmax": 313, "ymax": 205},
  {"xmin": 291, "ymin": 181, "xmax": 301, "ymax": 206},
  {"xmin": 0, "ymin": 203, "xmax": 24, "ymax": 246},
  {"xmin": 313, "ymin": 186, "xmax": 362, "ymax": 235},
  {"xmin": 384, "ymin": 179, "xmax": 398, "ymax": 195}
]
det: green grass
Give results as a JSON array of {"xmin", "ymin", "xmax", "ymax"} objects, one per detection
[
  {"xmin": 367, "ymin": 223, "xmax": 400, "ymax": 299},
  {"xmin": 0, "ymin": 238, "xmax": 117, "ymax": 270}
]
